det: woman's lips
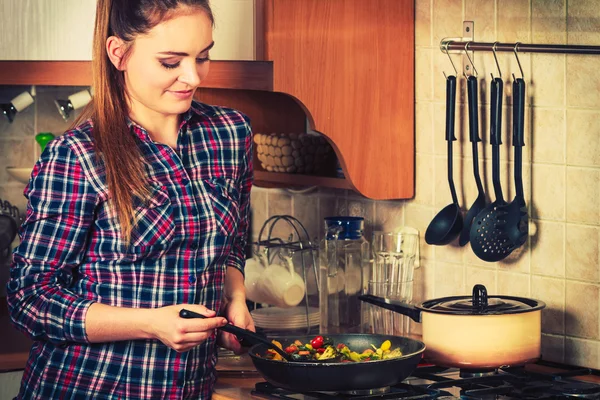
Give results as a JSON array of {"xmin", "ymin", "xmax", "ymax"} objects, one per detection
[{"xmin": 169, "ymin": 89, "xmax": 194, "ymax": 99}]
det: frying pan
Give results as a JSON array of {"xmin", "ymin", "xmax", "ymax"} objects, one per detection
[{"xmin": 248, "ymin": 334, "xmax": 425, "ymax": 392}]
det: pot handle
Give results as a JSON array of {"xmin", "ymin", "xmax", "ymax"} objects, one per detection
[
  {"xmin": 472, "ymin": 284, "xmax": 488, "ymax": 311},
  {"xmin": 358, "ymin": 294, "xmax": 422, "ymax": 323}
]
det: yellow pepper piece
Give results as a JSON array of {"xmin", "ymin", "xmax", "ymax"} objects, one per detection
[
  {"xmin": 350, "ymin": 351, "xmax": 362, "ymax": 362},
  {"xmin": 305, "ymin": 344, "xmax": 313, "ymax": 350},
  {"xmin": 380, "ymin": 340, "xmax": 391, "ymax": 352}
]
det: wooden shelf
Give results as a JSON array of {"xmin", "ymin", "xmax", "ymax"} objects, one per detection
[
  {"xmin": 254, "ymin": 170, "xmax": 352, "ymax": 190},
  {"xmin": 0, "ymin": 60, "xmax": 273, "ymax": 91}
]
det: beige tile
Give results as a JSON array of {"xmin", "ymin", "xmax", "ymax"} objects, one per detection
[
  {"xmin": 566, "ymin": 55, "xmax": 600, "ymax": 109},
  {"xmin": 0, "ymin": 139, "xmax": 35, "ymax": 184},
  {"xmin": 531, "ymin": 275, "xmax": 565, "ymax": 335},
  {"xmin": 565, "ymin": 281, "xmax": 599, "ymax": 339},
  {"xmin": 541, "ymin": 334, "xmax": 565, "ymax": 363},
  {"xmin": 0, "ymin": 86, "xmax": 35, "ymax": 138},
  {"xmin": 267, "ymin": 190, "xmax": 293, "ymax": 239},
  {"xmin": 497, "ymin": 0, "xmax": 531, "ymax": 42},
  {"xmin": 432, "ymin": 0, "xmax": 463, "ymax": 50},
  {"xmin": 404, "ymin": 203, "xmax": 435, "ymax": 263},
  {"xmin": 566, "ymin": 167, "xmax": 600, "ymax": 224},
  {"xmin": 565, "ymin": 337, "xmax": 599, "ymax": 369},
  {"xmin": 567, "ymin": 110, "xmax": 600, "ymax": 168},
  {"xmin": 465, "ymin": 265, "xmax": 496, "ymax": 293},
  {"xmin": 433, "ymin": 155, "xmax": 464, "ymax": 210},
  {"xmin": 416, "ymin": 102, "xmax": 434, "ymax": 155},
  {"xmin": 434, "ymin": 238, "xmax": 466, "ymax": 264},
  {"xmin": 566, "ymin": 224, "xmax": 599, "ymax": 283},
  {"xmin": 35, "ymin": 86, "xmax": 86, "ymax": 137},
  {"xmin": 498, "ymin": 240, "xmax": 530, "ymax": 274},
  {"xmin": 413, "ymin": 153, "xmax": 435, "ymax": 206},
  {"xmin": 531, "ymin": 220, "xmax": 566, "ymax": 278},
  {"xmin": 531, "ymin": 164, "xmax": 566, "ymax": 221},
  {"xmin": 416, "ymin": 49, "xmax": 433, "ymax": 102},
  {"xmin": 434, "ymin": 261, "xmax": 465, "ymax": 297},
  {"xmin": 497, "ymin": 271, "xmax": 530, "ymax": 297},
  {"xmin": 567, "ymin": 0, "xmax": 600, "ymax": 45},
  {"xmin": 415, "ymin": 0, "xmax": 432, "ymax": 47},
  {"xmin": 292, "ymin": 192, "xmax": 320, "ymax": 242},
  {"xmin": 465, "ymin": 0, "xmax": 495, "ymax": 42},
  {"xmin": 374, "ymin": 200, "xmax": 404, "ymax": 233},
  {"xmin": 0, "ymin": 186, "xmax": 28, "ymax": 212},
  {"xmin": 531, "ymin": 108, "xmax": 566, "ymax": 164},
  {"xmin": 530, "ymin": 55, "xmax": 566, "ymax": 107},
  {"xmin": 532, "ymin": 0, "xmax": 567, "ymax": 44},
  {"xmin": 250, "ymin": 189, "xmax": 268, "ymax": 242}
]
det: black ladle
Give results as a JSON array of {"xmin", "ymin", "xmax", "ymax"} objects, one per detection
[
  {"xmin": 179, "ymin": 309, "xmax": 292, "ymax": 361},
  {"xmin": 425, "ymin": 75, "xmax": 463, "ymax": 245},
  {"xmin": 459, "ymin": 75, "xmax": 487, "ymax": 246},
  {"xmin": 496, "ymin": 78, "xmax": 528, "ymax": 251},
  {"xmin": 469, "ymin": 77, "xmax": 512, "ymax": 262}
]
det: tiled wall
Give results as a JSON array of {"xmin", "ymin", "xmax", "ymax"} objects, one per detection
[
  {"xmin": 253, "ymin": 0, "xmax": 600, "ymax": 369},
  {"xmin": 1, "ymin": 0, "xmax": 599, "ymax": 369}
]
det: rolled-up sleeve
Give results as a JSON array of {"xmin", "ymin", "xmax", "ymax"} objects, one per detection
[
  {"xmin": 225, "ymin": 117, "xmax": 253, "ymax": 275},
  {"xmin": 7, "ymin": 137, "xmax": 97, "ymax": 344}
]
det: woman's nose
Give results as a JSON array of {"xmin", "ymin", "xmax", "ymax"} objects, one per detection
[{"xmin": 179, "ymin": 62, "xmax": 201, "ymax": 87}]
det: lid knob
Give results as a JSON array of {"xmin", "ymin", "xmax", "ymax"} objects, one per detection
[{"xmin": 472, "ymin": 284, "xmax": 488, "ymax": 311}]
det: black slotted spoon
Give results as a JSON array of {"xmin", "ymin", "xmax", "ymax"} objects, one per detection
[
  {"xmin": 469, "ymin": 77, "xmax": 512, "ymax": 262},
  {"xmin": 425, "ymin": 75, "xmax": 463, "ymax": 246},
  {"xmin": 495, "ymin": 78, "xmax": 528, "ymax": 252},
  {"xmin": 459, "ymin": 75, "xmax": 487, "ymax": 246}
]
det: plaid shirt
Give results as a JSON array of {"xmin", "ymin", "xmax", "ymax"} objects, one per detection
[{"xmin": 7, "ymin": 101, "xmax": 253, "ymax": 399}]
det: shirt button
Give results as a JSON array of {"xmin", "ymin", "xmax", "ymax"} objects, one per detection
[
  {"xmin": 190, "ymin": 243, "xmax": 198, "ymax": 250},
  {"xmin": 188, "ymin": 275, "xmax": 197, "ymax": 284},
  {"xmin": 181, "ymin": 178, "xmax": 190, "ymax": 186},
  {"xmin": 191, "ymin": 208, "xmax": 198, "ymax": 216},
  {"xmin": 176, "ymin": 378, "xmax": 185, "ymax": 387}
]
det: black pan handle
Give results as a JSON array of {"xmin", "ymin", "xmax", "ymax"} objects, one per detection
[
  {"xmin": 358, "ymin": 295, "xmax": 422, "ymax": 323},
  {"xmin": 467, "ymin": 75, "xmax": 480, "ymax": 143},
  {"xmin": 179, "ymin": 309, "xmax": 267, "ymax": 350},
  {"xmin": 513, "ymin": 78, "xmax": 526, "ymax": 203},
  {"xmin": 445, "ymin": 75, "xmax": 457, "ymax": 142}
]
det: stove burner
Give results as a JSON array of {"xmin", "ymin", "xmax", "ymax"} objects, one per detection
[
  {"xmin": 558, "ymin": 382, "xmax": 600, "ymax": 398},
  {"xmin": 459, "ymin": 368, "xmax": 498, "ymax": 379},
  {"xmin": 343, "ymin": 386, "xmax": 390, "ymax": 396}
]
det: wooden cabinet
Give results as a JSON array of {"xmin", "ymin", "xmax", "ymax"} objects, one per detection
[{"xmin": 0, "ymin": 0, "xmax": 257, "ymax": 61}]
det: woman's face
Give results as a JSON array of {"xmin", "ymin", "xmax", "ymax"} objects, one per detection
[{"xmin": 118, "ymin": 9, "xmax": 213, "ymax": 117}]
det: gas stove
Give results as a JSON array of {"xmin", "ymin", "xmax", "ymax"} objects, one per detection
[{"xmin": 249, "ymin": 361, "xmax": 600, "ymax": 399}]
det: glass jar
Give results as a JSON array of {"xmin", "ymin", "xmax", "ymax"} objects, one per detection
[{"xmin": 319, "ymin": 216, "xmax": 369, "ymax": 334}]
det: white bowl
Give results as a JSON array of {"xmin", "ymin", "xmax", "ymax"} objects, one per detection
[{"xmin": 6, "ymin": 167, "xmax": 32, "ymax": 184}]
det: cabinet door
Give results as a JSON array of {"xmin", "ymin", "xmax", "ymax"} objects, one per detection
[
  {"xmin": 0, "ymin": 0, "xmax": 96, "ymax": 60},
  {"xmin": 0, "ymin": 0, "xmax": 256, "ymax": 61}
]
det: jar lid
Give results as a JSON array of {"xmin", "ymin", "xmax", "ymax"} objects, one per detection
[
  {"xmin": 420, "ymin": 284, "xmax": 545, "ymax": 315},
  {"xmin": 324, "ymin": 216, "xmax": 364, "ymax": 240}
]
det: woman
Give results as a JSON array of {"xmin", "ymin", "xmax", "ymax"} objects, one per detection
[{"xmin": 7, "ymin": 0, "xmax": 254, "ymax": 398}]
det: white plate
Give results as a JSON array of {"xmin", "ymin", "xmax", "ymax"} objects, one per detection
[{"xmin": 6, "ymin": 167, "xmax": 32, "ymax": 184}]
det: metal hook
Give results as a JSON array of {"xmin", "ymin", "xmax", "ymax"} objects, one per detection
[
  {"xmin": 512, "ymin": 42, "xmax": 524, "ymax": 80},
  {"xmin": 491, "ymin": 42, "xmax": 502, "ymax": 80},
  {"xmin": 463, "ymin": 42, "xmax": 478, "ymax": 78},
  {"xmin": 443, "ymin": 41, "xmax": 458, "ymax": 79}
]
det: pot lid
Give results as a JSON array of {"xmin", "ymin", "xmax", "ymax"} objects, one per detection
[{"xmin": 420, "ymin": 284, "xmax": 546, "ymax": 315}]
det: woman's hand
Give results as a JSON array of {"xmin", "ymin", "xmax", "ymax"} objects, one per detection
[
  {"xmin": 218, "ymin": 297, "xmax": 255, "ymax": 354},
  {"xmin": 149, "ymin": 304, "xmax": 228, "ymax": 352}
]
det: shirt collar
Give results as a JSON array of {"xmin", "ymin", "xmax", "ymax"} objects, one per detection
[{"xmin": 125, "ymin": 102, "xmax": 203, "ymax": 142}]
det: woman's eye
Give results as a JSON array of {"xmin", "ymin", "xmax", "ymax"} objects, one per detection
[
  {"xmin": 196, "ymin": 57, "xmax": 210, "ymax": 64},
  {"xmin": 160, "ymin": 61, "xmax": 180, "ymax": 69}
]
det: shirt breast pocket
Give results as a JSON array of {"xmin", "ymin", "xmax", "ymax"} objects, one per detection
[
  {"xmin": 204, "ymin": 177, "xmax": 240, "ymax": 237},
  {"xmin": 130, "ymin": 185, "xmax": 176, "ymax": 249}
]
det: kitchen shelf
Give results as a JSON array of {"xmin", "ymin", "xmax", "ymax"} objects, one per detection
[
  {"xmin": 0, "ymin": 60, "xmax": 273, "ymax": 91},
  {"xmin": 253, "ymin": 170, "xmax": 352, "ymax": 190}
]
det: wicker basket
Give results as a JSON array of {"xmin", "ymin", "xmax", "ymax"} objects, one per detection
[{"xmin": 254, "ymin": 133, "xmax": 335, "ymax": 175}]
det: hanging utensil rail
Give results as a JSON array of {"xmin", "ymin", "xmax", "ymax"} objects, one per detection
[{"xmin": 441, "ymin": 40, "xmax": 600, "ymax": 55}]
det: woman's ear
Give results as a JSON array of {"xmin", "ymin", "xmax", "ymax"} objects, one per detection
[{"xmin": 106, "ymin": 36, "xmax": 127, "ymax": 71}]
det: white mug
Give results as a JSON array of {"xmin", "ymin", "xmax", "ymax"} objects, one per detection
[{"xmin": 255, "ymin": 257, "xmax": 306, "ymax": 308}]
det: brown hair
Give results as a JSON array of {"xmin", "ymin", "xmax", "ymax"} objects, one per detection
[{"xmin": 75, "ymin": 0, "xmax": 214, "ymax": 243}]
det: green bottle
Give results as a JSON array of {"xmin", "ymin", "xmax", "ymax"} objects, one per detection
[{"xmin": 35, "ymin": 132, "xmax": 55, "ymax": 152}]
